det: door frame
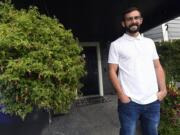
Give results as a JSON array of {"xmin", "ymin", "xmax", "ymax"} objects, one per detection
[{"xmin": 80, "ymin": 42, "xmax": 104, "ymax": 96}]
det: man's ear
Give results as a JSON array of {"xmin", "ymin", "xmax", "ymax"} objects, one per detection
[
  {"xmin": 121, "ymin": 21, "xmax": 125, "ymax": 27},
  {"xmin": 140, "ymin": 17, "xmax": 143, "ymax": 25}
]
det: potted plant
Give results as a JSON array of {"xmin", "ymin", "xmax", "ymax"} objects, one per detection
[{"xmin": 0, "ymin": 0, "xmax": 85, "ymax": 123}]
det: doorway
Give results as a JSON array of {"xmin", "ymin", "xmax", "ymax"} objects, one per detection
[{"xmin": 80, "ymin": 42, "xmax": 104, "ymax": 96}]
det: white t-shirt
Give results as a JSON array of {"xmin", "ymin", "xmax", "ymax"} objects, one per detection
[{"xmin": 108, "ymin": 33, "xmax": 159, "ymax": 104}]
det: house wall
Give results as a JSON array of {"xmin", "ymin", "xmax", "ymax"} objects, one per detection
[
  {"xmin": 100, "ymin": 42, "xmax": 115, "ymax": 95},
  {"xmin": 143, "ymin": 25, "xmax": 163, "ymax": 42},
  {"xmin": 167, "ymin": 17, "xmax": 180, "ymax": 40},
  {"xmin": 144, "ymin": 16, "xmax": 180, "ymax": 42}
]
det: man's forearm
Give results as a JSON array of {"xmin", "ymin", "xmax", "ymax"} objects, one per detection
[
  {"xmin": 108, "ymin": 64, "xmax": 130, "ymax": 103},
  {"xmin": 155, "ymin": 65, "xmax": 167, "ymax": 93},
  {"xmin": 109, "ymin": 69, "xmax": 124, "ymax": 96}
]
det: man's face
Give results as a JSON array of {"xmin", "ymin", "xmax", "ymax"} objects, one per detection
[{"xmin": 122, "ymin": 10, "xmax": 143, "ymax": 34}]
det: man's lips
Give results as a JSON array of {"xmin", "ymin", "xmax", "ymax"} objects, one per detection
[{"xmin": 130, "ymin": 25, "xmax": 138, "ymax": 30}]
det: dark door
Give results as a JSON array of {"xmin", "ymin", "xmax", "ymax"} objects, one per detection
[{"xmin": 80, "ymin": 46, "xmax": 99, "ymax": 96}]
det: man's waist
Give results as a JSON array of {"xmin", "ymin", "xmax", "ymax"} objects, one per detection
[{"xmin": 129, "ymin": 93, "xmax": 158, "ymax": 105}]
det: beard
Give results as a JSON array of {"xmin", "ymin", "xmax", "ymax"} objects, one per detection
[{"xmin": 125, "ymin": 24, "xmax": 140, "ymax": 34}]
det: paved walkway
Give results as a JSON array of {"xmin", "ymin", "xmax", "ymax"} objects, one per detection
[
  {"xmin": 41, "ymin": 95, "xmax": 141, "ymax": 135},
  {"xmin": 42, "ymin": 95, "xmax": 119, "ymax": 135},
  {"xmin": 1, "ymin": 95, "xmax": 141, "ymax": 135}
]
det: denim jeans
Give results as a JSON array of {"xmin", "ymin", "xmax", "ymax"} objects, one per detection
[{"xmin": 118, "ymin": 100, "xmax": 160, "ymax": 135}]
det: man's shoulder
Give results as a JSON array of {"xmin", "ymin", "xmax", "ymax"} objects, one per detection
[
  {"xmin": 111, "ymin": 35, "xmax": 125, "ymax": 46},
  {"xmin": 142, "ymin": 36, "xmax": 154, "ymax": 43}
]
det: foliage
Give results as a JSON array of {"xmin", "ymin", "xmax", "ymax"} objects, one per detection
[
  {"xmin": 156, "ymin": 40, "xmax": 180, "ymax": 81},
  {"xmin": 159, "ymin": 79, "xmax": 180, "ymax": 135},
  {"xmin": 0, "ymin": 1, "xmax": 85, "ymax": 120},
  {"xmin": 156, "ymin": 40, "xmax": 180, "ymax": 134}
]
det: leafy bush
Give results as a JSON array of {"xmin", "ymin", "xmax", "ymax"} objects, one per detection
[
  {"xmin": 156, "ymin": 40, "xmax": 180, "ymax": 81},
  {"xmin": 159, "ymin": 80, "xmax": 180, "ymax": 135},
  {"xmin": 0, "ymin": 1, "xmax": 85, "ymax": 119},
  {"xmin": 156, "ymin": 41, "xmax": 180, "ymax": 134}
]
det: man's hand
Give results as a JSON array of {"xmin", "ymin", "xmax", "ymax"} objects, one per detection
[
  {"xmin": 118, "ymin": 92, "xmax": 131, "ymax": 103},
  {"xmin": 157, "ymin": 90, "xmax": 167, "ymax": 101},
  {"xmin": 154, "ymin": 60, "xmax": 167, "ymax": 102}
]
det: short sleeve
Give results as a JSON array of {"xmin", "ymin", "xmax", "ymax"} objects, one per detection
[
  {"xmin": 108, "ymin": 43, "xmax": 119, "ymax": 64},
  {"xmin": 152, "ymin": 42, "xmax": 159, "ymax": 60}
]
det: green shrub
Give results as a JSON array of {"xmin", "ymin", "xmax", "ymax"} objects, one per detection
[
  {"xmin": 156, "ymin": 41, "xmax": 180, "ymax": 134},
  {"xmin": 0, "ymin": 1, "xmax": 85, "ymax": 120},
  {"xmin": 159, "ymin": 80, "xmax": 180, "ymax": 135},
  {"xmin": 156, "ymin": 40, "xmax": 180, "ymax": 81}
]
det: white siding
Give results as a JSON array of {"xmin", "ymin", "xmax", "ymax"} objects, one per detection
[
  {"xmin": 167, "ymin": 17, "xmax": 180, "ymax": 40},
  {"xmin": 143, "ymin": 25, "xmax": 163, "ymax": 42},
  {"xmin": 144, "ymin": 16, "xmax": 180, "ymax": 42}
]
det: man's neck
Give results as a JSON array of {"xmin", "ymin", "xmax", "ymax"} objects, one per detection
[{"xmin": 126, "ymin": 32, "xmax": 140, "ymax": 37}]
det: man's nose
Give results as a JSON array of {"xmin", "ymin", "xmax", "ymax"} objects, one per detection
[{"xmin": 131, "ymin": 18, "xmax": 137, "ymax": 23}]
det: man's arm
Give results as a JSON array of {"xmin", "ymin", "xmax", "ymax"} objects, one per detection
[
  {"xmin": 108, "ymin": 63, "xmax": 131, "ymax": 103},
  {"xmin": 154, "ymin": 59, "xmax": 167, "ymax": 101}
]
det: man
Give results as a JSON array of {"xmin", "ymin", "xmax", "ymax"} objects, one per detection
[{"xmin": 108, "ymin": 7, "xmax": 167, "ymax": 135}]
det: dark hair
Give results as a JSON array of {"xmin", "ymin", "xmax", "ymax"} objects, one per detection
[{"xmin": 122, "ymin": 7, "xmax": 142, "ymax": 21}]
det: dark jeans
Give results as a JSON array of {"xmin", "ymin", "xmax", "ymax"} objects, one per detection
[{"xmin": 118, "ymin": 100, "xmax": 160, "ymax": 135}]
